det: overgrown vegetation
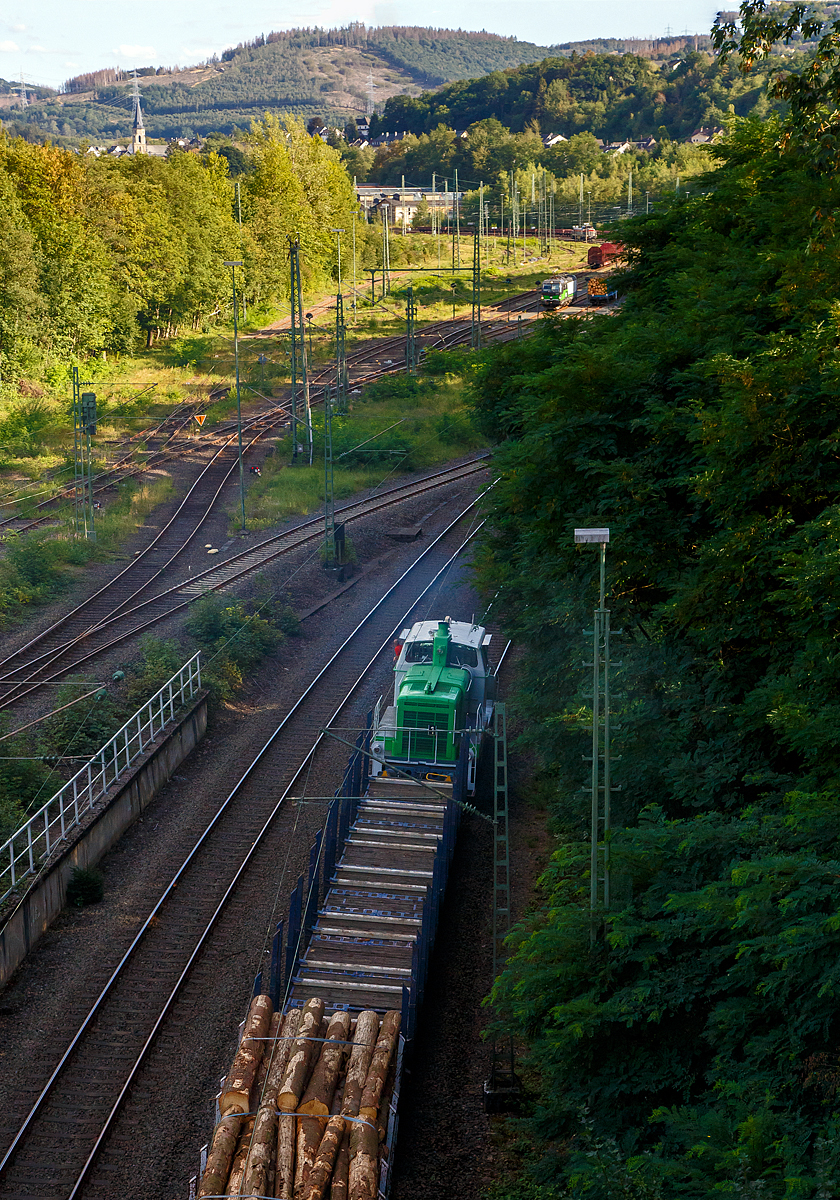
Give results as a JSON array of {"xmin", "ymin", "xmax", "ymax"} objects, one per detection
[
  {"xmin": 0, "ymin": 587, "xmax": 299, "ymax": 845},
  {"xmin": 374, "ymin": 49, "xmax": 780, "ymax": 142},
  {"xmin": 184, "ymin": 591, "xmax": 296, "ymax": 704},
  {"xmin": 4, "ymin": 28, "xmax": 560, "ymax": 144},
  {"xmin": 242, "ymin": 364, "xmax": 484, "ymax": 531},
  {"xmin": 66, "ymin": 866, "xmax": 104, "ymax": 907},
  {"xmin": 0, "ymin": 635, "xmax": 186, "ymax": 842},
  {"xmin": 472, "ymin": 12, "xmax": 840, "ymax": 1190},
  {"xmin": 0, "ymin": 118, "xmax": 355, "ymax": 385},
  {"xmin": 0, "ymin": 476, "xmax": 173, "ymax": 628}
]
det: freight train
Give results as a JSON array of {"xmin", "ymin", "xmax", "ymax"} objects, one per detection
[
  {"xmin": 540, "ymin": 275, "xmax": 577, "ymax": 309},
  {"xmin": 370, "ymin": 617, "xmax": 495, "ymax": 795}
]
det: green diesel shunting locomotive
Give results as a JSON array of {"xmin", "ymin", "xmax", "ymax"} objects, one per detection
[{"xmin": 371, "ymin": 617, "xmax": 496, "ymax": 795}]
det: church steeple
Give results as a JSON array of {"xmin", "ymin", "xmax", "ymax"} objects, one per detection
[{"xmin": 130, "ymin": 71, "xmax": 146, "ymax": 155}]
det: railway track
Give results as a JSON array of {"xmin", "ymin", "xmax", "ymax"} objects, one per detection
[
  {"xmin": 0, "ymin": 409, "xmax": 291, "ymax": 706},
  {"xmin": 0, "ymin": 457, "xmax": 490, "ymax": 709},
  {"xmin": 0, "ymin": 388, "xmax": 227, "ymax": 536},
  {"xmin": 0, "ymin": 288, "xmax": 539, "ymax": 538},
  {"xmin": 0, "ymin": 501, "xmax": 486, "ymax": 1200}
]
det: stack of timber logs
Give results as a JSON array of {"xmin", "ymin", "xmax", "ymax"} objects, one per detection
[{"xmin": 197, "ymin": 995, "xmax": 401, "ymax": 1200}]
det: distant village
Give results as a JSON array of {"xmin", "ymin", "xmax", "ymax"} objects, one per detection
[{"xmin": 84, "ymin": 92, "xmax": 723, "ymax": 232}]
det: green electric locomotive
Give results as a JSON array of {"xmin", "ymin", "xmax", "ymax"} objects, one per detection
[{"xmin": 370, "ymin": 617, "xmax": 495, "ymax": 794}]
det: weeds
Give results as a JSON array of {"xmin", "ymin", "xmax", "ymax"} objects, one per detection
[
  {"xmin": 185, "ymin": 592, "xmax": 297, "ymax": 707},
  {"xmin": 239, "ymin": 365, "xmax": 484, "ymax": 531}
]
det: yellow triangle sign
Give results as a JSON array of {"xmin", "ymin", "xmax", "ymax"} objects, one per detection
[{"xmin": 194, "ymin": 413, "xmax": 207, "ymax": 426}]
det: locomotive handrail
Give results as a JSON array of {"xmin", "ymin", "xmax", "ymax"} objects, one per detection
[{"xmin": 0, "ymin": 652, "xmax": 202, "ymax": 904}]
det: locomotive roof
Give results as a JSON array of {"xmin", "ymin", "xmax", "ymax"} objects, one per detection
[{"xmin": 401, "ymin": 618, "xmax": 485, "ymax": 648}]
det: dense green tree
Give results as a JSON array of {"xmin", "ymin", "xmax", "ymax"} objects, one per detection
[{"xmin": 473, "ymin": 106, "xmax": 840, "ymax": 1196}]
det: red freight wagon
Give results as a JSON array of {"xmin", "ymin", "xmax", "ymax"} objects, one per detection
[{"xmin": 587, "ymin": 242, "xmax": 624, "ymax": 268}]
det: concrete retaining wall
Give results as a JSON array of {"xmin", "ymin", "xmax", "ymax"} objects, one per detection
[{"xmin": 0, "ymin": 692, "xmax": 208, "ymax": 989}]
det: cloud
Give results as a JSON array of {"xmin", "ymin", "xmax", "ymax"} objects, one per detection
[
  {"xmin": 116, "ymin": 43, "xmax": 156, "ymax": 58},
  {"xmin": 182, "ymin": 46, "xmax": 218, "ymax": 58},
  {"xmin": 0, "ymin": 40, "xmax": 19, "ymax": 51},
  {"xmin": 30, "ymin": 45, "xmax": 47, "ymax": 52},
  {"xmin": 11, "ymin": 23, "xmax": 26, "ymax": 32}
]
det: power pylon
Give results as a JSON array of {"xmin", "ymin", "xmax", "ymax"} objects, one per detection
[
  {"xmin": 288, "ymin": 237, "xmax": 310, "ymax": 463},
  {"xmin": 483, "ymin": 701, "xmax": 521, "ymax": 1112},
  {"xmin": 335, "ymin": 292, "xmax": 348, "ymax": 414},
  {"xmin": 323, "ymin": 385, "xmax": 335, "ymax": 568}
]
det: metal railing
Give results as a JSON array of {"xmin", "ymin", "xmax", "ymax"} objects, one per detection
[{"xmin": 0, "ymin": 652, "xmax": 201, "ymax": 903}]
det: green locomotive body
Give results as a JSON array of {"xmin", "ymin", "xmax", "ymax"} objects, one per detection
[{"xmin": 372, "ymin": 617, "xmax": 495, "ymax": 794}]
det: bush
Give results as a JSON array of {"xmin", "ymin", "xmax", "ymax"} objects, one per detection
[
  {"xmin": 185, "ymin": 593, "xmax": 286, "ymax": 706},
  {"xmin": 0, "ymin": 398, "xmax": 57, "ymax": 457},
  {"xmin": 66, "ymin": 866, "xmax": 104, "ymax": 907}
]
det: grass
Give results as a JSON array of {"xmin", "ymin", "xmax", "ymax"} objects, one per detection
[
  {"xmin": 0, "ymin": 476, "xmax": 174, "ymax": 628},
  {"xmin": 238, "ymin": 365, "xmax": 485, "ymax": 532}
]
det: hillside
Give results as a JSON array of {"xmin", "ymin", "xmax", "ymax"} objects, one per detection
[
  {"xmin": 0, "ymin": 25, "xmax": 727, "ymax": 146},
  {"xmin": 0, "ymin": 26, "xmax": 560, "ymax": 144},
  {"xmin": 373, "ymin": 49, "xmax": 778, "ymax": 142}
]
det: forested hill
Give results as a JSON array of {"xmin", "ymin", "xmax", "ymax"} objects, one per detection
[
  {"xmin": 472, "ymin": 5, "xmax": 840, "ymax": 1195},
  {"xmin": 374, "ymin": 49, "xmax": 779, "ymax": 141},
  {"xmin": 2, "ymin": 27, "xmax": 559, "ymax": 144}
]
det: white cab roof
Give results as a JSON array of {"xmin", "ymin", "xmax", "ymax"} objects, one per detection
[{"xmin": 403, "ymin": 619, "xmax": 485, "ymax": 648}]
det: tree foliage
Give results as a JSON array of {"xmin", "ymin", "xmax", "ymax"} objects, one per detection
[
  {"xmin": 473, "ymin": 110, "xmax": 840, "ymax": 1196},
  {"xmin": 374, "ymin": 51, "xmax": 780, "ymax": 142},
  {"xmin": 0, "ymin": 118, "xmax": 355, "ymax": 380}
]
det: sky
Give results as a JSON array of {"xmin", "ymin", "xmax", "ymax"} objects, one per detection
[{"xmin": 1, "ymin": 1, "xmax": 722, "ymax": 91}]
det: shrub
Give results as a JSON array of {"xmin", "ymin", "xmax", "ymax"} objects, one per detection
[
  {"xmin": 66, "ymin": 866, "xmax": 104, "ymax": 907},
  {"xmin": 0, "ymin": 398, "xmax": 57, "ymax": 457}
]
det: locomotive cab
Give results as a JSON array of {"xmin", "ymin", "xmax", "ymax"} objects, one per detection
[
  {"xmin": 540, "ymin": 275, "xmax": 577, "ymax": 309},
  {"xmin": 370, "ymin": 617, "xmax": 495, "ymax": 794}
]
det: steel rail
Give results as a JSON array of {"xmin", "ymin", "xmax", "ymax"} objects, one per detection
[
  {"xmin": 0, "ymin": 499, "xmax": 484, "ymax": 1196},
  {"xmin": 0, "ymin": 394, "xmax": 218, "ymax": 531},
  {"xmin": 0, "ymin": 459, "xmax": 492, "ymax": 708},
  {"xmin": 0, "ymin": 409, "xmax": 289, "ymax": 689}
]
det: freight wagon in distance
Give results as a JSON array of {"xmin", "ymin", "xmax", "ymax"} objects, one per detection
[{"xmin": 587, "ymin": 242, "xmax": 624, "ymax": 268}]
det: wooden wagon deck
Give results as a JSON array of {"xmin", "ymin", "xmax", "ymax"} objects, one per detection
[{"xmin": 288, "ymin": 777, "xmax": 452, "ymax": 1014}]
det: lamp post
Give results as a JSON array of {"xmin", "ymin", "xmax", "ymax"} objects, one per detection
[
  {"xmin": 574, "ymin": 526, "xmax": 612, "ymax": 943},
  {"xmin": 305, "ymin": 312, "xmax": 314, "ymax": 361},
  {"xmin": 646, "ymin": 191, "xmax": 650, "ymax": 214},
  {"xmin": 450, "ymin": 280, "xmax": 457, "ymax": 322},
  {"xmin": 223, "ymin": 259, "xmax": 246, "ymax": 531},
  {"xmin": 587, "ymin": 191, "xmax": 592, "ymax": 224}
]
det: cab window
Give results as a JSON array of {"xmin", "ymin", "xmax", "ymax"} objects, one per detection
[
  {"xmin": 405, "ymin": 641, "xmax": 433, "ymax": 663},
  {"xmin": 448, "ymin": 644, "xmax": 477, "ymax": 668}
]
